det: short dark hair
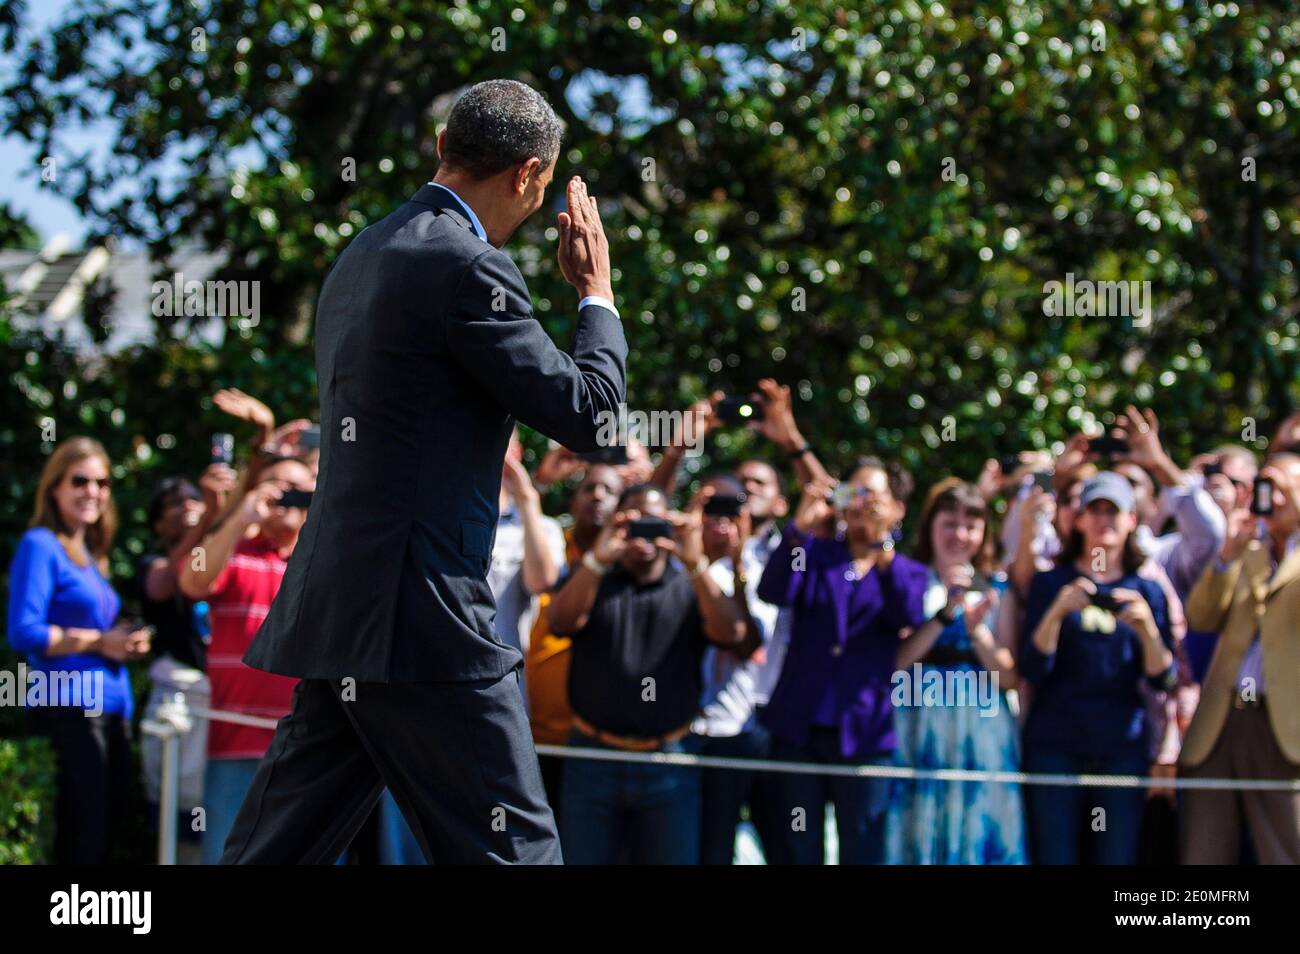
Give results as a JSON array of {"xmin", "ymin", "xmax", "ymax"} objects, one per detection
[
  {"xmin": 840, "ymin": 455, "xmax": 914, "ymax": 504},
  {"xmin": 617, "ymin": 482, "xmax": 665, "ymax": 512},
  {"xmin": 147, "ymin": 476, "xmax": 200, "ymax": 528},
  {"xmin": 700, "ymin": 472, "xmax": 744, "ymax": 495},
  {"xmin": 441, "ymin": 79, "xmax": 563, "ymax": 180}
]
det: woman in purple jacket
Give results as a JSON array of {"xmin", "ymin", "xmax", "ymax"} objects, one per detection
[{"xmin": 757, "ymin": 456, "xmax": 929, "ymax": 864}]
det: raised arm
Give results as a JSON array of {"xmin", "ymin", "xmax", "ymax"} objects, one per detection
[
  {"xmin": 445, "ymin": 178, "xmax": 627, "ymax": 452},
  {"xmin": 547, "ymin": 511, "xmax": 630, "ymax": 636},
  {"xmin": 663, "ymin": 503, "xmax": 745, "ymax": 647},
  {"xmin": 178, "ymin": 480, "xmax": 280, "ymax": 600}
]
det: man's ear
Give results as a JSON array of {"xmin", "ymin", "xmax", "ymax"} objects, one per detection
[
  {"xmin": 436, "ymin": 129, "xmax": 447, "ymax": 160},
  {"xmin": 514, "ymin": 157, "xmax": 542, "ymax": 195}
]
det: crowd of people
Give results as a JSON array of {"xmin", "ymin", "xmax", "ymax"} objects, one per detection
[{"xmin": 6, "ymin": 382, "xmax": 1300, "ymax": 865}]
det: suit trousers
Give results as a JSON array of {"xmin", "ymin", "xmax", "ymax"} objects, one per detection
[
  {"xmin": 1181, "ymin": 701, "xmax": 1300, "ymax": 865},
  {"xmin": 219, "ymin": 672, "xmax": 562, "ymax": 864}
]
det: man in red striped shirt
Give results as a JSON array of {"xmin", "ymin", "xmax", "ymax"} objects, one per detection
[{"xmin": 179, "ymin": 456, "xmax": 314, "ymax": 864}]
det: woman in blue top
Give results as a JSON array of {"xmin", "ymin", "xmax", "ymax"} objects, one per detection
[
  {"xmin": 6, "ymin": 436, "xmax": 152, "ymax": 863},
  {"xmin": 1019, "ymin": 471, "xmax": 1177, "ymax": 865},
  {"xmin": 884, "ymin": 478, "xmax": 1027, "ymax": 864}
]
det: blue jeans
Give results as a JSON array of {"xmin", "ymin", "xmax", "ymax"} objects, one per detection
[
  {"xmin": 201, "ymin": 758, "xmax": 260, "ymax": 865},
  {"xmin": 698, "ymin": 726, "xmax": 782, "ymax": 865},
  {"xmin": 767, "ymin": 729, "xmax": 899, "ymax": 865},
  {"xmin": 1022, "ymin": 746, "xmax": 1148, "ymax": 865},
  {"xmin": 560, "ymin": 729, "xmax": 702, "ymax": 864}
]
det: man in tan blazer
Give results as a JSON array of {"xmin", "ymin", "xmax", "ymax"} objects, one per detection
[{"xmin": 1181, "ymin": 453, "xmax": 1300, "ymax": 864}]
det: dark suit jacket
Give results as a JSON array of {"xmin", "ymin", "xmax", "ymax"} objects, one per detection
[{"xmin": 244, "ymin": 184, "xmax": 627, "ymax": 683}]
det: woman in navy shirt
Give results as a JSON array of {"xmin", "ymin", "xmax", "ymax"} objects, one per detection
[
  {"xmin": 1020, "ymin": 472, "xmax": 1177, "ymax": 864},
  {"xmin": 6, "ymin": 437, "xmax": 152, "ymax": 863}
]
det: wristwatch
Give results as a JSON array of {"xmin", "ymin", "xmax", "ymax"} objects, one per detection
[
  {"xmin": 688, "ymin": 556, "xmax": 711, "ymax": 579},
  {"xmin": 581, "ymin": 550, "xmax": 609, "ymax": 577}
]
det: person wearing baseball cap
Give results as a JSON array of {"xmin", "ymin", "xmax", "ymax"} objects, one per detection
[
  {"xmin": 1078, "ymin": 470, "xmax": 1137, "ymax": 513},
  {"xmin": 1017, "ymin": 471, "xmax": 1178, "ymax": 865}
]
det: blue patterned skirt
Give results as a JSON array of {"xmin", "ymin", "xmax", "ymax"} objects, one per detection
[{"xmin": 883, "ymin": 667, "xmax": 1027, "ymax": 864}]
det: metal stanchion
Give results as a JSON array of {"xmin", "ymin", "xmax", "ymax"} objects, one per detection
[{"xmin": 140, "ymin": 692, "xmax": 193, "ymax": 866}]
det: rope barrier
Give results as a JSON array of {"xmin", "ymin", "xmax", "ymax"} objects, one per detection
[
  {"xmin": 187, "ymin": 705, "xmax": 1300, "ymax": 793},
  {"xmin": 535, "ymin": 743, "xmax": 1300, "ymax": 791}
]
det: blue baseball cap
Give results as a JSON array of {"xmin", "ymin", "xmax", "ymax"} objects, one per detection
[{"xmin": 1079, "ymin": 471, "xmax": 1136, "ymax": 512}]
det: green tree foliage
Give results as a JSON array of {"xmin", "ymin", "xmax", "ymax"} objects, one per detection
[
  {"xmin": 0, "ymin": 737, "xmax": 56, "ymax": 864},
  {"xmin": 1, "ymin": 0, "xmax": 1298, "ymax": 531}
]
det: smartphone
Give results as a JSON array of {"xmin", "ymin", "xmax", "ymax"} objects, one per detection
[
  {"xmin": 999, "ymin": 455, "xmax": 1021, "ymax": 476},
  {"xmin": 703, "ymin": 493, "xmax": 746, "ymax": 518},
  {"xmin": 1202, "ymin": 461, "xmax": 1222, "ymax": 479},
  {"xmin": 1088, "ymin": 435, "xmax": 1129, "ymax": 457},
  {"xmin": 1251, "ymin": 477, "xmax": 1274, "ymax": 516},
  {"xmin": 627, "ymin": 517, "xmax": 673, "ymax": 540},
  {"xmin": 832, "ymin": 482, "xmax": 856, "ymax": 510},
  {"xmin": 277, "ymin": 489, "xmax": 314, "ymax": 510},
  {"xmin": 578, "ymin": 445, "xmax": 629, "ymax": 465},
  {"xmin": 299, "ymin": 424, "xmax": 321, "ymax": 450},
  {"xmin": 1092, "ymin": 591, "xmax": 1120, "ymax": 613},
  {"xmin": 945, "ymin": 563, "xmax": 979, "ymax": 602},
  {"xmin": 211, "ymin": 432, "xmax": 234, "ymax": 465},
  {"xmin": 716, "ymin": 395, "xmax": 765, "ymax": 424},
  {"xmin": 1031, "ymin": 470, "xmax": 1054, "ymax": 492}
]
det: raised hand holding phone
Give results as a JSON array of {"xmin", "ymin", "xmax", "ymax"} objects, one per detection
[
  {"xmin": 591, "ymin": 510, "xmax": 634, "ymax": 566},
  {"xmin": 794, "ymin": 476, "xmax": 837, "ymax": 535}
]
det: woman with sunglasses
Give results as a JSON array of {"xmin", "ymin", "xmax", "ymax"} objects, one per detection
[
  {"xmin": 757, "ymin": 456, "xmax": 929, "ymax": 864},
  {"xmin": 5, "ymin": 436, "xmax": 153, "ymax": 863}
]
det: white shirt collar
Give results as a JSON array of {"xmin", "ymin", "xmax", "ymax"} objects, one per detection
[{"xmin": 426, "ymin": 181, "xmax": 488, "ymax": 243}]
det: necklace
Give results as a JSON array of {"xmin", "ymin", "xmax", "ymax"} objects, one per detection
[{"xmin": 844, "ymin": 557, "xmax": 875, "ymax": 582}]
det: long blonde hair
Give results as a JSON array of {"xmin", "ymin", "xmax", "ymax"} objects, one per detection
[{"xmin": 30, "ymin": 436, "xmax": 117, "ymax": 574}]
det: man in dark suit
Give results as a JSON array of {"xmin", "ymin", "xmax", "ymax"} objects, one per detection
[{"xmin": 220, "ymin": 79, "xmax": 626, "ymax": 864}]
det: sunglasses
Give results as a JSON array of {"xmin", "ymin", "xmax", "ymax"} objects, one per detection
[{"xmin": 70, "ymin": 474, "xmax": 112, "ymax": 490}]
